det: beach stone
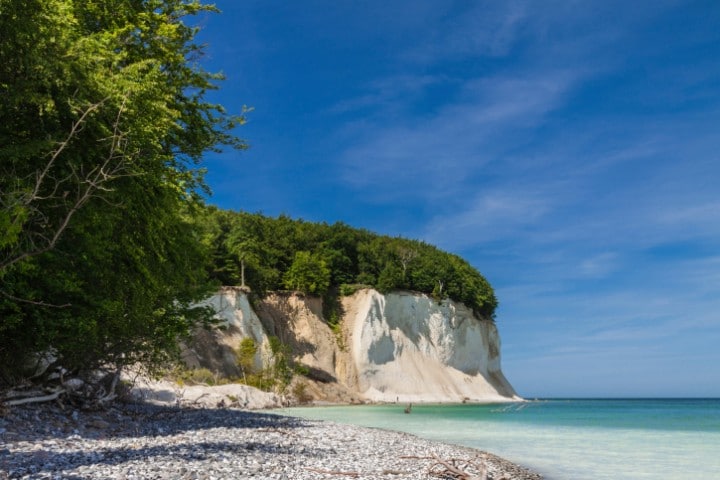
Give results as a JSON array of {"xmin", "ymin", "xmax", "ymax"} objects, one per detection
[{"xmin": 87, "ymin": 418, "xmax": 110, "ymax": 429}]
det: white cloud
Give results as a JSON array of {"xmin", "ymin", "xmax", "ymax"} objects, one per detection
[
  {"xmin": 337, "ymin": 69, "xmax": 582, "ymax": 201},
  {"xmin": 578, "ymin": 252, "xmax": 620, "ymax": 278},
  {"xmin": 655, "ymin": 202, "xmax": 720, "ymax": 228},
  {"xmin": 421, "ymin": 188, "xmax": 554, "ymax": 248},
  {"xmin": 326, "ymin": 74, "xmax": 448, "ymax": 116}
]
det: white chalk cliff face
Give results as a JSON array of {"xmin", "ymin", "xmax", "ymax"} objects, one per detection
[
  {"xmin": 183, "ymin": 288, "xmax": 273, "ymax": 377},
  {"xmin": 345, "ymin": 289, "xmax": 519, "ymax": 402},
  {"xmin": 188, "ymin": 287, "xmax": 520, "ymax": 403}
]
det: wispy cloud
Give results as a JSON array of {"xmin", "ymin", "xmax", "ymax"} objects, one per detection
[
  {"xmin": 402, "ymin": 1, "xmax": 530, "ymax": 62},
  {"xmin": 337, "ymin": 69, "xmax": 582, "ymax": 200},
  {"xmin": 422, "ymin": 188, "xmax": 554, "ymax": 246},
  {"xmin": 326, "ymin": 75, "xmax": 448, "ymax": 116}
]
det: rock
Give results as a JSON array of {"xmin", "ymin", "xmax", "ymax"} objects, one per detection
[
  {"xmin": 124, "ymin": 376, "xmax": 281, "ymax": 410},
  {"xmin": 63, "ymin": 378, "xmax": 85, "ymax": 391},
  {"xmin": 22, "ymin": 349, "xmax": 58, "ymax": 378}
]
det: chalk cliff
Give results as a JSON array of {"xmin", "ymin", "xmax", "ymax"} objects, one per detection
[{"xmin": 183, "ymin": 287, "xmax": 520, "ymax": 403}]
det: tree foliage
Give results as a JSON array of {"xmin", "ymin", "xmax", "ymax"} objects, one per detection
[
  {"xmin": 201, "ymin": 209, "xmax": 498, "ymax": 319},
  {"xmin": 283, "ymin": 251, "xmax": 331, "ymax": 295},
  {"xmin": 0, "ymin": 0, "xmax": 245, "ymax": 386}
]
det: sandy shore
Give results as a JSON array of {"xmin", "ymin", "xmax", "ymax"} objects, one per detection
[{"xmin": 0, "ymin": 402, "xmax": 543, "ymax": 479}]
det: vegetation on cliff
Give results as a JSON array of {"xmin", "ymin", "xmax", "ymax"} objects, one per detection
[{"xmin": 198, "ymin": 208, "xmax": 498, "ymax": 319}]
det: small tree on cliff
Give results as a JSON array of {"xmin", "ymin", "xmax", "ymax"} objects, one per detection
[{"xmin": 227, "ymin": 236, "xmax": 262, "ymax": 289}]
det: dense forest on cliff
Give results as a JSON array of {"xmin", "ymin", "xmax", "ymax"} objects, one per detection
[
  {"xmin": 0, "ymin": 1, "xmax": 494, "ymax": 392},
  {"xmin": 197, "ymin": 207, "xmax": 497, "ymax": 319}
]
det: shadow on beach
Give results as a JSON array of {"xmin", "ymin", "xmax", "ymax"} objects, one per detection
[
  {"xmin": 1, "ymin": 403, "xmax": 332, "ymax": 478},
  {"xmin": 2, "ymin": 402, "xmax": 310, "ymax": 441}
]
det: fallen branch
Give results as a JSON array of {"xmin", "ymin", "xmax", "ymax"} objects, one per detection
[
  {"xmin": 3, "ymin": 388, "xmax": 66, "ymax": 406},
  {"xmin": 191, "ymin": 392, "xmax": 209, "ymax": 404},
  {"xmin": 401, "ymin": 453, "xmax": 487, "ymax": 480}
]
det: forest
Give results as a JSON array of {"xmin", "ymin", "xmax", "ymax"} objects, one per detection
[
  {"xmin": 0, "ymin": 0, "xmax": 495, "ymax": 392},
  {"xmin": 199, "ymin": 207, "xmax": 497, "ymax": 318}
]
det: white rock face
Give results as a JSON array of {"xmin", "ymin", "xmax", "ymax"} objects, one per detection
[
  {"xmin": 345, "ymin": 289, "xmax": 519, "ymax": 403},
  {"xmin": 254, "ymin": 293, "xmax": 339, "ymax": 379},
  {"xmin": 183, "ymin": 287, "xmax": 273, "ymax": 375},
  {"xmin": 190, "ymin": 288, "xmax": 520, "ymax": 404},
  {"xmin": 128, "ymin": 377, "xmax": 281, "ymax": 409}
]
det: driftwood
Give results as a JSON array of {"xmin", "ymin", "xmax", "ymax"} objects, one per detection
[
  {"xmin": 401, "ymin": 453, "xmax": 488, "ymax": 480},
  {"xmin": 1, "ymin": 366, "xmax": 126, "ymax": 409},
  {"xmin": 4, "ymin": 388, "xmax": 66, "ymax": 406}
]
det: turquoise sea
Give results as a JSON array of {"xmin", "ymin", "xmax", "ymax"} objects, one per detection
[{"xmin": 277, "ymin": 399, "xmax": 720, "ymax": 479}]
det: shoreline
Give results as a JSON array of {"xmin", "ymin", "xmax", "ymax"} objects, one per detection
[
  {"xmin": 283, "ymin": 396, "xmax": 527, "ymax": 408},
  {"xmin": 1, "ymin": 402, "xmax": 543, "ymax": 479}
]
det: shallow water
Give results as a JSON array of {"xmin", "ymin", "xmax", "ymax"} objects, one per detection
[{"xmin": 276, "ymin": 399, "xmax": 720, "ymax": 479}]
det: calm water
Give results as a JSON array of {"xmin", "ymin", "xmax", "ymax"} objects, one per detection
[{"xmin": 276, "ymin": 399, "xmax": 720, "ymax": 479}]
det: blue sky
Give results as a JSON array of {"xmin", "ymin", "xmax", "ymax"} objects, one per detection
[{"xmin": 195, "ymin": 0, "xmax": 720, "ymax": 398}]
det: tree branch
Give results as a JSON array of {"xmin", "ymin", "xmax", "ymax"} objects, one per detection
[
  {"xmin": 0, "ymin": 289, "xmax": 71, "ymax": 308},
  {"xmin": 1, "ymin": 96, "xmax": 137, "ymax": 273},
  {"xmin": 3, "ymin": 388, "xmax": 66, "ymax": 406}
]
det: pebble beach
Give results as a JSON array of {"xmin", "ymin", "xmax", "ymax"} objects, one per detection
[{"xmin": 0, "ymin": 402, "xmax": 543, "ymax": 480}]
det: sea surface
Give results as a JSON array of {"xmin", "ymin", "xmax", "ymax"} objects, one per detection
[{"xmin": 276, "ymin": 398, "xmax": 720, "ymax": 479}]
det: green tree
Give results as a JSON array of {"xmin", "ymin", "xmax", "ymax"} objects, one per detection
[
  {"xmin": 196, "ymin": 206, "xmax": 239, "ymax": 285},
  {"xmin": 236, "ymin": 337, "xmax": 258, "ymax": 384},
  {"xmin": 377, "ymin": 263, "xmax": 404, "ymax": 293},
  {"xmin": 283, "ymin": 251, "xmax": 331, "ymax": 295},
  {"xmin": 0, "ymin": 0, "xmax": 245, "ymax": 387},
  {"xmin": 226, "ymin": 218, "xmax": 264, "ymax": 289}
]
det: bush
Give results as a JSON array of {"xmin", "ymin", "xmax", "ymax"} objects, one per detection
[
  {"xmin": 294, "ymin": 363, "xmax": 311, "ymax": 376},
  {"xmin": 172, "ymin": 367, "xmax": 225, "ymax": 386},
  {"xmin": 236, "ymin": 337, "xmax": 258, "ymax": 374},
  {"xmin": 339, "ymin": 283, "xmax": 372, "ymax": 296},
  {"xmin": 292, "ymin": 381, "xmax": 313, "ymax": 404}
]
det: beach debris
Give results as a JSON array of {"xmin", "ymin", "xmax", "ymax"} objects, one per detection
[
  {"xmin": 402, "ymin": 453, "xmax": 489, "ymax": 480},
  {"xmin": 303, "ymin": 467, "xmax": 361, "ymax": 477}
]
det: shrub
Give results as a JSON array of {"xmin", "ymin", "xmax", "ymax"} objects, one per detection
[{"xmin": 292, "ymin": 381, "xmax": 313, "ymax": 404}]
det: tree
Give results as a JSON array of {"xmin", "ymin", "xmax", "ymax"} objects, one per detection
[
  {"xmin": 397, "ymin": 245, "xmax": 419, "ymax": 282},
  {"xmin": 196, "ymin": 206, "xmax": 239, "ymax": 285},
  {"xmin": 283, "ymin": 251, "xmax": 331, "ymax": 295},
  {"xmin": 226, "ymin": 224, "xmax": 263, "ymax": 288},
  {"xmin": 0, "ymin": 0, "xmax": 245, "ymax": 388},
  {"xmin": 377, "ymin": 263, "xmax": 404, "ymax": 293},
  {"xmin": 236, "ymin": 337, "xmax": 258, "ymax": 383}
]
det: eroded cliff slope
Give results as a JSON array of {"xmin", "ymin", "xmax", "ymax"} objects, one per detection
[{"xmin": 184, "ymin": 287, "xmax": 520, "ymax": 403}]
